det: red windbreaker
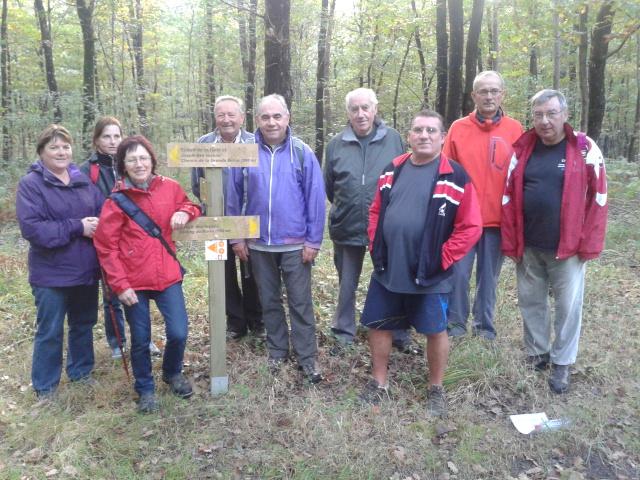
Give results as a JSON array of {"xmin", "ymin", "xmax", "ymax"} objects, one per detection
[
  {"xmin": 94, "ymin": 175, "xmax": 201, "ymax": 294},
  {"xmin": 501, "ymin": 125, "xmax": 607, "ymax": 261}
]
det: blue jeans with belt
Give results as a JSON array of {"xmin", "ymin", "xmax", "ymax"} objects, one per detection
[
  {"xmin": 123, "ymin": 282, "xmax": 189, "ymax": 395},
  {"xmin": 31, "ymin": 284, "xmax": 98, "ymax": 394}
]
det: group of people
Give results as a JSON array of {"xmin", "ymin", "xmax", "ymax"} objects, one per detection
[{"xmin": 16, "ymin": 69, "xmax": 607, "ymax": 417}]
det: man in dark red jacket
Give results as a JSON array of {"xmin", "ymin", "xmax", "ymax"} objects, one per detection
[
  {"xmin": 502, "ymin": 89, "xmax": 607, "ymax": 394},
  {"xmin": 358, "ymin": 110, "xmax": 482, "ymax": 417}
]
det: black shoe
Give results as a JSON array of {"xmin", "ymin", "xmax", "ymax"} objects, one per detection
[
  {"xmin": 549, "ymin": 364, "xmax": 571, "ymax": 394},
  {"xmin": 252, "ymin": 328, "xmax": 266, "ymax": 340},
  {"xmin": 300, "ymin": 362, "xmax": 323, "ymax": 384},
  {"xmin": 393, "ymin": 340, "xmax": 424, "ymax": 356},
  {"xmin": 162, "ymin": 373, "xmax": 193, "ymax": 399},
  {"xmin": 137, "ymin": 393, "xmax": 159, "ymax": 413},
  {"xmin": 267, "ymin": 357, "xmax": 286, "ymax": 375},
  {"xmin": 426, "ymin": 385, "xmax": 447, "ymax": 418},
  {"xmin": 526, "ymin": 352, "xmax": 550, "ymax": 371},
  {"xmin": 358, "ymin": 379, "xmax": 390, "ymax": 405},
  {"xmin": 329, "ymin": 340, "xmax": 355, "ymax": 357},
  {"xmin": 226, "ymin": 330, "xmax": 246, "ymax": 341}
]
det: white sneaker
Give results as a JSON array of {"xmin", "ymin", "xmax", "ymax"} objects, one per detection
[
  {"xmin": 111, "ymin": 346, "xmax": 123, "ymax": 359},
  {"xmin": 149, "ymin": 341, "xmax": 162, "ymax": 356}
]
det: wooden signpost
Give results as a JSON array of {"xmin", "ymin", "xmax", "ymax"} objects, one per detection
[{"xmin": 168, "ymin": 142, "xmax": 259, "ymax": 395}]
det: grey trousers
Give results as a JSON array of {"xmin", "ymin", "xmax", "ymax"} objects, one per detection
[
  {"xmin": 516, "ymin": 247, "xmax": 585, "ymax": 365},
  {"xmin": 448, "ymin": 227, "xmax": 503, "ymax": 339},
  {"xmin": 250, "ymin": 249, "xmax": 317, "ymax": 367},
  {"xmin": 331, "ymin": 243, "xmax": 410, "ymax": 345}
]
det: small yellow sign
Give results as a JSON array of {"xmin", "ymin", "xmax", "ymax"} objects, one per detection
[{"xmin": 205, "ymin": 240, "xmax": 227, "ymax": 261}]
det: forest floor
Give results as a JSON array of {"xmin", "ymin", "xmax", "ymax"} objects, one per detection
[{"xmin": 0, "ymin": 160, "xmax": 638, "ymax": 480}]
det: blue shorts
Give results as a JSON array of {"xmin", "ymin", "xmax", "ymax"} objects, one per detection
[{"xmin": 360, "ymin": 277, "xmax": 448, "ymax": 335}]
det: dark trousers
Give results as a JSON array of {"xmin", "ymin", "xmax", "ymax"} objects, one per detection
[{"xmin": 226, "ymin": 248, "xmax": 263, "ymax": 335}]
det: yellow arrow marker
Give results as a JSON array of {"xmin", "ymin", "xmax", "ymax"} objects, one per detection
[
  {"xmin": 248, "ymin": 217, "xmax": 258, "ymax": 237},
  {"xmin": 167, "ymin": 144, "xmax": 181, "ymax": 166}
]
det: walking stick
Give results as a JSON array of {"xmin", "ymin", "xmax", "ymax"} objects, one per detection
[{"xmin": 100, "ymin": 269, "xmax": 131, "ymax": 381}]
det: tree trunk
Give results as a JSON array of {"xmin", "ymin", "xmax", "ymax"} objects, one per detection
[
  {"xmin": 237, "ymin": 0, "xmax": 257, "ymax": 130},
  {"xmin": 205, "ymin": 0, "xmax": 216, "ymax": 131},
  {"xmin": 487, "ymin": 1, "xmax": 498, "ymax": 70},
  {"xmin": 411, "ymin": 0, "xmax": 429, "ymax": 108},
  {"xmin": 1, "ymin": 0, "xmax": 10, "ymax": 163},
  {"xmin": 34, "ymin": 0, "xmax": 62, "ymax": 122},
  {"xmin": 462, "ymin": 0, "xmax": 485, "ymax": 114},
  {"xmin": 76, "ymin": 0, "xmax": 96, "ymax": 152},
  {"xmin": 264, "ymin": 0, "xmax": 292, "ymax": 109},
  {"xmin": 323, "ymin": 0, "xmax": 336, "ymax": 132},
  {"xmin": 587, "ymin": 0, "xmax": 615, "ymax": 142},
  {"xmin": 627, "ymin": 36, "xmax": 640, "ymax": 163},
  {"xmin": 445, "ymin": 0, "xmax": 463, "ymax": 127},
  {"xmin": 552, "ymin": 0, "xmax": 561, "ymax": 89},
  {"xmin": 392, "ymin": 32, "xmax": 413, "ymax": 129},
  {"xmin": 128, "ymin": 0, "xmax": 148, "ymax": 136},
  {"xmin": 578, "ymin": 4, "xmax": 589, "ymax": 132},
  {"xmin": 314, "ymin": 0, "xmax": 334, "ymax": 164},
  {"xmin": 435, "ymin": 0, "xmax": 448, "ymax": 116}
]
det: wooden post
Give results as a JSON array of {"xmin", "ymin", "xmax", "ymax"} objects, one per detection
[
  {"xmin": 206, "ymin": 167, "xmax": 228, "ymax": 394},
  {"xmin": 167, "ymin": 142, "xmax": 259, "ymax": 396}
]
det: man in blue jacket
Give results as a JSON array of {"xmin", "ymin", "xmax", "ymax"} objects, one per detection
[{"xmin": 226, "ymin": 94, "xmax": 326, "ymax": 383}]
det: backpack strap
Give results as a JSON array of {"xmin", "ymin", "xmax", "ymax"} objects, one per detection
[
  {"xmin": 90, "ymin": 162, "xmax": 100, "ymax": 184},
  {"xmin": 110, "ymin": 191, "xmax": 181, "ymax": 265}
]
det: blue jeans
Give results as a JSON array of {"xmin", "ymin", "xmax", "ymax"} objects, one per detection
[
  {"xmin": 101, "ymin": 281, "xmax": 127, "ymax": 349},
  {"xmin": 31, "ymin": 284, "xmax": 98, "ymax": 394},
  {"xmin": 123, "ymin": 282, "xmax": 189, "ymax": 395}
]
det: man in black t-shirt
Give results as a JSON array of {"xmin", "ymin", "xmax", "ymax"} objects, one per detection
[{"xmin": 502, "ymin": 90, "xmax": 608, "ymax": 394}]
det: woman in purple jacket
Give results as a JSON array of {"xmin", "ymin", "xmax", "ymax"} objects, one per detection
[{"xmin": 16, "ymin": 125, "xmax": 104, "ymax": 400}]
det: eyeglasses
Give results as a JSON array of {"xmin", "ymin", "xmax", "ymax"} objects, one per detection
[
  {"xmin": 475, "ymin": 88, "xmax": 502, "ymax": 97},
  {"xmin": 124, "ymin": 156, "xmax": 152, "ymax": 165},
  {"xmin": 411, "ymin": 126, "xmax": 441, "ymax": 135},
  {"xmin": 532, "ymin": 110, "xmax": 564, "ymax": 122}
]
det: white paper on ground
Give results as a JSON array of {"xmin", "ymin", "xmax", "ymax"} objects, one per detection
[{"xmin": 509, "ymin": 412, "xmax": 549, "ymax": 434}]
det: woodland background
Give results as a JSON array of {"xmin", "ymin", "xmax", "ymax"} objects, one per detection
[{"xmin": 0, "ymin": 0, "xmax": 639, "ymax": 170}]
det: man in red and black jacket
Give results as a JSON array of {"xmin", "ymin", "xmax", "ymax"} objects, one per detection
[
  {"xmin": 502, "ymin": 89, "xmax": 607, "ymax": 394},
  {"xmin": 358, "ymin": 110, "xmax": 482, "ymax": 417}
]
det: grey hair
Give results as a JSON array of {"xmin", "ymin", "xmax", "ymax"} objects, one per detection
[
  {"xmin": 473, "ymin": 70, "xmax": 505, "ymax": 90},
  {"xmin": 530, "ymin": 89, "xmax": 568, "ymax": 112},
  {"xmin": 256, "ymin": 94, "xmax": 289, "ymax": 116},
  {"xmin": 345, "ymin": 88, "xmax": 378, "ymax": 110},
  {"xmin": 214, "ymin": 95, "xmax": 245, "ymax": 114}
]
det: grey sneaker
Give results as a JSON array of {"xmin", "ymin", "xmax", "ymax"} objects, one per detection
[
  {"xmin": 548, "ymin": 364, "xmax": 571, "ymax": 394},
  {"xmin": 74, "ymin": 374, "xmax": 98, "ymax": 387},
  {"xmin": 426, "ymin": 385, "xmax": 447, "ymax": 418},
  {"xmin": 393, "ymin": 340, "xmax": 424, "ymax": 356},
  {"xmin": 358, "ymin": 379, "xmax": 390, "ymax": 405},
  {"xmin": 137, "ymin": 393, "xmax": 159, "ymax": 414},
  {"xmin": 149, "ymin": 341, "xmax": 162, "ymax": 356},
  {"xmin": 162, "ymin": 373, "xmax": 193, "ymax": 399},
  {"xmin": 300, "ymin": 362, "xmax": 323, "ymax": 384},
  {"xmin": 111, "ymin": 346, "xmax": 124, "ymax": 359},
  {"xmin": 267, "ymin": 357, "xmax": 286, "ymax": 375}
]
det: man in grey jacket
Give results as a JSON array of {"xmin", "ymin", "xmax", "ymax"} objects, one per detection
[
  {"xmin": 323, "ymin": 88, "xmax": 418, "ymax": 354},
  {"xmin": 191, "ymin": 95, "xmax": 263, "ymax": 341}
]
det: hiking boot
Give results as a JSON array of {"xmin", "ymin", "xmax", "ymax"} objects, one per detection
[
  {"xmin": 226, "ymin": 330, "xmax": 246, "ymax": 341},
  {"xmin": 549, "ymin": 364, "xmax": 571, "ymax": 394},
  {"xmin": 358, "ymin": 379, "xmax": 390, "ymax": 405},
  {"xmin": 267, "ymin": 357, "xmax": 286, "ymax": 375},
  {"xmin": 393, "ymin": 340, "xmax": 424, "ymax": 356},
  {"xmin": 252, "ymin": 328, "xmax": 266, "ymax": 341},
  {"xmin": 329, "ymin": 340, "xmax": 355, "ymax": 357},
  {"xmin": 35, "ymin": 389, "xmax": 57, "ymax": 401},
  {"xmin": 137, "ymin": 393, "xmax": 159, "ymax": 414},
  {"xmin": 73, "ymin": 374, "xmax": 98, "ymax": 387},
  {"xmin": 426, "ymin": 385, "xmax": 447, "ymax": 418},
  {"xmin": 162, "ymin": 373, "xmax": 193, "ymax": 399},
  {"xmin": 300, "ymin": 362, "xmax": 323, "ymax": 384},
  {"xmin": 149, "ymin": 341, "xmax": 162, "ymax": 356},
  {"xmin": 526, "ymin": 352, "xmax": 550, "ymax": 371}
]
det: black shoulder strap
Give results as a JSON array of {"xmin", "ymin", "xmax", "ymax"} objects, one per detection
[{"xmin": 110, "ymin": 191, "xmax": 180, "ymax": 263}]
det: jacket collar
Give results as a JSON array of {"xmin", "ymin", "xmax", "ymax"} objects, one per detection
[
  {"xmin": 341, "ymin": 118, "xmax": 387, "ymax": 143},
  {"xmin": 469, "ymin": 108, "xmax": 504, "ymax": 131},
  {"xmin": 30, "ymin": 161, "xmax": 88, "ymax": 187},
  {"xmin": 392, "ymin": 152, "xmax": 453, "ymax": 175},
  {"xmin": 514, "ymin": 122, "xmax": 577, "ymax": 152}
]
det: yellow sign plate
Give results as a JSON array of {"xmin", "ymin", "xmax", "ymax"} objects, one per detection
[
  {"xmin": 172, "ymin": 216, "xmax": 260, "ymax": 241},
  {"xmin": 166, "ymin": 143, "xmax": 258, "ymax": 168}
]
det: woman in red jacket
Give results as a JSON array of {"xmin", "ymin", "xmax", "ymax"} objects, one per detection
[{"xmin": 94, "ymin": 135, "xmax": 201, "ymax": 413}]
